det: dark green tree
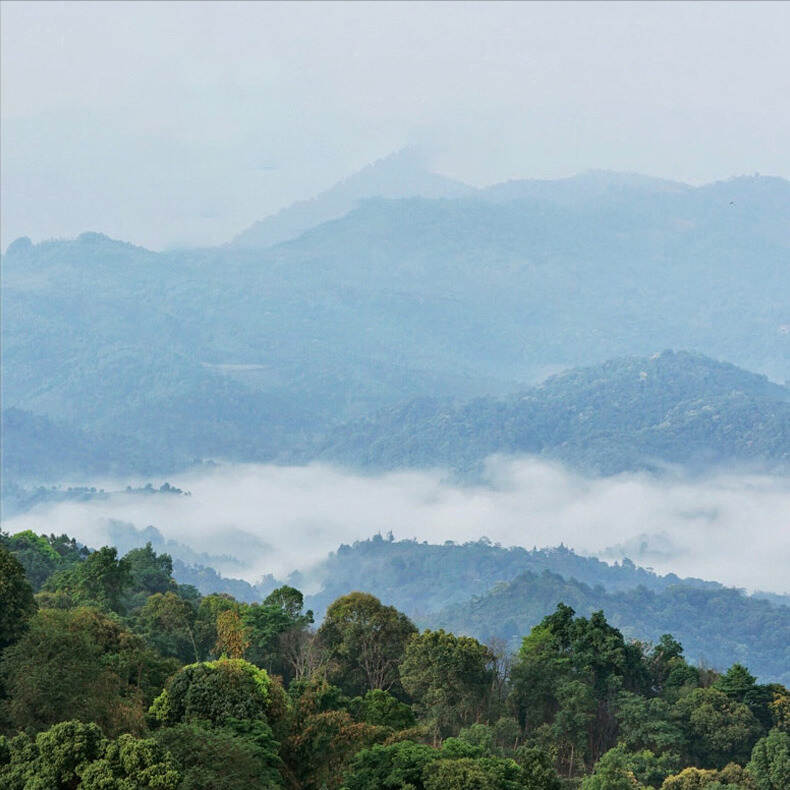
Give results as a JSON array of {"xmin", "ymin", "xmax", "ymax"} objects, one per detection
[
  {"xmin": 399, "ymin": 629, "xmax": 494, "ymax": 739},
  {"xmin": 318, "ymin": 592, "xmax": 417, "ymax": 696},
  {"xmin": 747, "ymin": 728, "xmax": 790, "ymax": 790},
  {"xmin": 0, "ymin": 545, "xmax": 37, "ymax": 650}
]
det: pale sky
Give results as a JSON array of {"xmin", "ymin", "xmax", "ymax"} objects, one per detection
[{"xmin": 2, "ymin": 1, "xmax": 789, "ymax": 250}]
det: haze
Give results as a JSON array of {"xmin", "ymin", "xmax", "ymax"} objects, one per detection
[
  {"xmin": 5, "ymin": 458, "xmax": 790, "ymax": 595},
  {"xmin": 3, "ymin": 1, "xmax": 790, "ymax": 249}
]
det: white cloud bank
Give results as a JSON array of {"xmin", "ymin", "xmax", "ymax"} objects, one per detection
[{"xmin": 4, "ymin": 457, "xmax": 789, "ymax": 594}]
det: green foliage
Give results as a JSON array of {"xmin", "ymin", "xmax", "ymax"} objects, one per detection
[
  {"xmin": 44, "ymin": 546, "xmax": 132, "ymax": 613},
  {"xmin": 0, "ymin": 527, "xmax": 787, "ymax": 790},
  {"xmin": 342, "ymin": 740, "xmax": 438, "ymax": 790},
  {"xmin": 303, "ymin": 538, "xmax": 790, "ymax": 687},
  {"xmin": 0, "ymin": 545, "xmax": 37, "ymax": 650},
  {"xmin": 149, "ymin": 658, "xmax": 272, "ymax": 728},
  {"xmin": 584, "ymin": 746, "xmax": 679, "ymax": 789},
  {"xmin": 349, "ymin": 689, "xmax": 416, "ymax": 730},
  {"xmin": 509, "ymin": 605, "xmax": 651, "ymax": 772},
  {"xmin": 342, "ymin": 738, "xmax": 560, "ymax": 790},
  {"xmin": 1, "ymin": 531, "xmax": 87, "ymax": 591},
  {"xmin": 134, "ymin": 592, "xmax": 199, "ymax": 663},
  {"xmin": 671, "ymin": 688, "xmax": 762, "ymax": 768},
  {"xmin": 319, "ymin": 592, "xmax": 417, "ymax": 695},
  {"xmin": 434, "ymin": 569, "xmax": 790, "ymax": 686},
  {"xmin": 424, "ymin": 752, "xmax": 554, "ymax": 790},
  {"xmin": 0, "ymin": 720, "xmax": 104, "ymax": 789},
  {"xmin": 400, "ymin": 629, "xmax": 494, "ymax": 739},
  {"xmin": 242, "ymin": 585, "xmax": 314, "ymax": 678},
  {"xmin": 582, "ymin": 746, "xmax": 649, "ymax": 789},
  {"xmin": 154, "ymin": 721, "xmax": 282, "ymax": 789},
  {"xmin": 124, "ymin": 542, "xmax": 178, "ymax": 606},
  {"xmin": 747, "ymin": 729, "xmax": 790, "ymax": 790},
  {"xmin": 1, "ymin": 607, "xmax": 176, "ymax": 736},
  {"xmin": 79, "ymin": 733, "xmax": 181, "ymax": 789}
]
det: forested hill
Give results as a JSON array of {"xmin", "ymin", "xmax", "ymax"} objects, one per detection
[
  {"xmin": 3, "ymin": 350, "xmax": 789, "ymax": 492},
  {"xmin": 301, "ymin": 536, "xmax": 722, "ymax": 619},
  {"xmin": 298, "ymin": 537, "xmax": 790, "ymax": 684},
  {"xmin": 318, "ymin": 351, "xmax": 790, "ymax": 474},
  {"xmin": 433, "ymin": 570, "xmax": 790, "ymax": 685},
  {"xmin": 3, "ymin": 531, "xmax": 790, "ymax": 788},
  {"xmin": 3, "ymin": 172, "xmax": 789, "ymax": 486}
]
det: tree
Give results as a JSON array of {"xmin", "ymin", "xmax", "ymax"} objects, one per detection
[
  {"xmin": 278, "ymin": 626, "xmax": 324, "ymax": 682},
  {"xmin": 0, "ymin": 545, "xmax": 37, "ymax": 650},
  {"xmin": 582, "ymin": 746, "xmax": 676, "ymax": 790},
  {"xmin": 318, "ymin": 593, "xmax": 417, "ymax": 695},
  {"xmin": 672, "ymin": 687, "xmax": 762, "ymax": 768},
  {"xmin": 215, "ymin": 609, "xmax": 250, "ymax": 659},
  {"xmin": 149, "ymin": 658, "xmax": 272, "ymax": 728},
  {"xmin": 581, "ymin": 746, "xmax": 648, "ymax": 789},
  {"xmin": 44, "ymin": 546, "xmax": 132, "ymax": 613},
  {"xmin": 79, "ymin": 732, "xmax": 181, "ymax": 789},
  {"xmin": 154, "ymin": 720, "xmax": 282, "ymax": 789},
  {"xmin": 715, "ymin": 664, "xmax": 774, "ymax": 730},
  {"xmin": 242, "ymin": 586, "xmax": 314, "ymax": 677},
  {"xmin": 513, "ymin": 746, "xmax": 562, "ymax": 790},
  {"xmin": 193, "ymin": 593, "xmax": 240, "ymax": 659},
  {"xmin": 1, "ymin": 607, "xmax": 174, "ymax": 736},
  {"xmin": 134, "ymin": 591, "xmax": 199, "ymax": 662},
  {"xmin": 285, "ymin": 709, "xmax": 387, "ymax": 790},
  {"xmin": 123, "ymin": 542, "xmax": 178, "ymax": 609},
  {"xmin": 341, "ymin": 740, "xmax": 437, "ymax": 790},
  {"xmin": 616, "ymin": 692, "xmax": 685, "ymax": 756},
  {"xmin": 0, "ymin": 720, "xmax": 105, "ymax": 789},
  {"xmin": 422, "ymin": 755, "xmax": 539, "ymax": 790},
  {"xmin": 747, "ymin": 729, "xmax": 790, "ymax": 790},
  {"xmin": 399, "ymin": 629, "xmax": 494, "ymax": 740},
  {"xmin": 348, "ymin": 688, "xmax": 415, "ymax": 730},
  {"xmin": 1, "ymin": 531, "xmax": 87, "ymax": 591}
]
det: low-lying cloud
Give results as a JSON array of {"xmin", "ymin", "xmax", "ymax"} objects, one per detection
[{"xmin": 4, "ymin": 457, "xmax": 790, "ymax": 595}]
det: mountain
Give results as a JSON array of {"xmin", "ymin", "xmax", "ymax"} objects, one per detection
[
  {"xmin": 318, "ymin": 351, "xmax": 790, "ymax": 474},
  {"xmin": 479, "ymin": 169, "xmax": 692, "ymax": 205},
  {"xmin": 433, "ymin": 569, "xmax": 790, "ymax": 685},
  {"xmin": 230, "ymin": 147, "xmax": 474, "ymax": 248},
  {"xmin": 297, "ymin": 536, "xmax": 790, "ymax": 683},
  {"xmin": 3, "ymin": 171, "xmax": 789, "ymax": 484},
  {"xmin": 299, "ymin": 536, "xmax": 722, "ymax": 622}
]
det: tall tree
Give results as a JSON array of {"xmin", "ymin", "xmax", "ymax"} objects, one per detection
[
  {"xmin": 0, "ymin": 545, "xmax": 37, "ymax": 650},
  {"xmin": 399, "ymin": 629, "xmax": 494, "ymax": 740},
  {"xmin": 318, "ymin": 592, "xmax": 416, "ymax": 695}
]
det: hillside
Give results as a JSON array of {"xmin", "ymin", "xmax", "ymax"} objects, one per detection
[
  {"xmin": 231, "ymin": 147, "xmax": 474, "ymax": 248},
  {"xmin": 3, "ymin": 172, "xmax": 789, "ymax": 484},
  {"xmin": 319, "ymin": 351, "xmax": 790, "ymax": 474},
  {"xmin": 300, "ymin": 536, "xmax": 722, "ymax": 621},
  {"xmin": 433, "ymin": 570, "xmax": 790, "ymax": 685},
  {"xmin": 299, "ymin": 537, "xmax": 790, "ymax": 683}
]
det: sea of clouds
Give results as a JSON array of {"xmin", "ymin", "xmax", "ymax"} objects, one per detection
[{"xmin": 4, "ymin": 456, "xmax": 789, "ymax": 594}]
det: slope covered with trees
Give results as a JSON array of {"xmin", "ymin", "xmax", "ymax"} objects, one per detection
[
  {"xmin": 301, "ymin": 537, "xmax": 790, "ymax": 685},
  {"xmin": 318, "ymin": 351, "xmax": 790, "ymax": 474},
  {"xmin": 2, "ymin": 531, "xmax": 789, "ymax": 789},
  {"xmin": 3, "ymin": 172, "xmax": 789, "ymax": 486}
]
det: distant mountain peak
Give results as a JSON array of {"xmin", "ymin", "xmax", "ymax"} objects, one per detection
[{"xmin": 230, "ymin": 147, "xmax": 474, "ymax": 249}]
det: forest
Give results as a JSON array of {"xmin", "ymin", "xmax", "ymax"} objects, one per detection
[{"xmin": 1, "ymin": 531, "xmax": 788, "ymax": 789}]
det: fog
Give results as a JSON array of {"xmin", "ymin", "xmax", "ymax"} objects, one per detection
[
  {"xmin": 3, "ymin": 2, "xmax": 790, "ymax": 248},
  {"xmin": 4, "ymin": 457, "xmax": 789, "ymax": 595}
]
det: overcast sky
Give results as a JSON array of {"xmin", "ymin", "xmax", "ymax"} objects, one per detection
[{"xmin": 2, "ymin": 1, "xmax": 789, "ymax": 250}]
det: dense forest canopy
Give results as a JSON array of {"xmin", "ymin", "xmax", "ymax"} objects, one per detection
[{"xmin": 1, "ymin": 531, "xmax": 788, "ymax": 789}]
